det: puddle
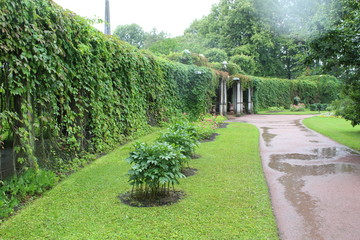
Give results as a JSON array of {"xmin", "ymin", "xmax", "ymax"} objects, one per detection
[
  {"xmin": 269, "ymin": 147, "xmax": 360, "ymax": 239},
  {"xmin": 261, "ymin": 127, "xmax": 276, "ymax": 146}
]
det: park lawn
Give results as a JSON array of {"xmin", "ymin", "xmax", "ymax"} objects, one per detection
[
  {"xmin": 0, "ymin": 123, "xmax": 278, "ymax": 239},
  {"xmin": 257, "ymin": 109, "xmax": 325, "ymax": 115},
  {"xmin": 303, "ymin": 116, "xmax": 360, "ymax": 151}
]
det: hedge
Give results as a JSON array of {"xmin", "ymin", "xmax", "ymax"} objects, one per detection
[
  {"xmin": 0, "ymin": 0, "xmax": 217, "ymax": 174},
  {"xmin": 251, "ymin": 75, "xmax": 340, "ymax": 111}
]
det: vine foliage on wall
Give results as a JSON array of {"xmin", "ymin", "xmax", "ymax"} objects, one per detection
[{"xmin": 0, "ymin": 0, "xmax": 217, "ymax": 174}]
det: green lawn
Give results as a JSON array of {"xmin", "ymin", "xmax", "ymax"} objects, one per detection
[
  {"xmin": 303, "ymin": 116, "xmax": 360, "ymax": 151},
  {"xmin": 257, "ymin": 109, "xmax": 325, "ymax": 115},
  {"xmin": 0, "ymin": 123, "xmax": 278, "ymax": 239}
]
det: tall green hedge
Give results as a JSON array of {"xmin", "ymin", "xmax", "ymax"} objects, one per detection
[
  {"xmin": 0, "ymin": 0, "xmax": 217, "ymax": 174},
  {"xmin": 252, "ymin": 75, "xmax": 340, "ymax": 110}
]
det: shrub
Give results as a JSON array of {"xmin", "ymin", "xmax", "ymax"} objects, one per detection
[
  {"xmin": 267, "ymin": 106, "xmax": 285, "ymax": 112},
  {"xmin": 158, "ymin": 123, "xmax": 199, "ymax": 159},
  {"xmin": 293, "ymin": 96, "xmax": 301, "ymax": 105},
  {"xmin": 126, "ymin": 142, "xmax": 185, "ymax": 198},
  {"xmin": 204, "ymin": 48, "xmax": 228, "ymax": 63},
  {"xmin": 0, "ymin": 169, "xmax": 58, "ymax": 219},
  {"xmin": 290, "ymin": 103, "xmax": 306, "ymax": 111},
  {"xmin": 229, "ymin": 54, "xmax": 256, "ymax": 75},
  {"xmin": 310, "ymin": 103, "xmax": 328, "ymax": 112},
  {"xmin": 192, "ymin": 114, "xmax": 227, "ymax": 140}
]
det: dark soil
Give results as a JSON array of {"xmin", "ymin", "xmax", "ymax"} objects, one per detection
[
  {"xmin": 119, "ymin": 190, "xmax": 185, "ymax": 207},
  {"xmin": 219, "ymin": 123, "xmax": 229, "ymax": 128},
  {"xmin": 201, "ymin": 133, "xmax": 219, "ymax": 143},
  {"xmin": 191, "ymin": 154, "xmax": 201, "ymax": 159},
  {"xmin": 181, "ymin": 167, "xmax": 198, "ymax": 177}
]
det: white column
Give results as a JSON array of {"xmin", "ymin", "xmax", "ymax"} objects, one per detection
[
  {"xmin": 219, "ymin": 79, "xmax": 224, "ymax": 115},
  {"xmin": 248, "ymin": 87, "xmax": 252, "ymax": 114},
  {"xmin": 236, "ymin": 81, "xmax": 241, "ymax": 116},
  {"xmin": 223, "ymin": 79, "xmax": 227, "ymax": 114}
]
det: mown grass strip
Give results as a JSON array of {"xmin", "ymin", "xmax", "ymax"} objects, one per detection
[
  {"xmin": 303, "ymin": 116, "xmax": 360, "ymax": 151},
  {"xmin": 0, "ymin": 123, "xmax": 278, "ymax": 239}
]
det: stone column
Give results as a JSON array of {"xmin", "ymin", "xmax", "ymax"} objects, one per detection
[
  {"xmin": 219, "ymin": 79, "xmax": 224, "ymax": 115},
  {"xmin": 236, "ymin": 80, "xmax": 241, "ymax": 116},
  {"xmin": 223, "ymin": 79, "xmax": 227, "ymax": 114},
  {"xmin": 248, "ymin": 87, "xmax": 253, "ymax": 113}
]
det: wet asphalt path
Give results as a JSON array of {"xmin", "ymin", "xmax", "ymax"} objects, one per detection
[{"xmin": 228, "ymin": 115, "xmax": 360, "ymax": 240}]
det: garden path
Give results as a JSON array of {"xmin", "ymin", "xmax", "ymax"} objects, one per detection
[{"xmin": 228, "ymin": 115, "xmax": 360, "ymax": 240}]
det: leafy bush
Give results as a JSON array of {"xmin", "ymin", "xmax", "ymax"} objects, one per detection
[
  {"xmin": 0, "ymin": 169, "xmax": 58, "ymax": 219},
  {"xmin": 126, "ymin": 142, "xmax": 185, "ymax": 198},
  {"xmin": 290, "ymin": 103, "xmax": 306, "ymax": 111},
  {"xmin": 293, "ymin": 96, "xmax": 301, "ymax": 105},
  {"xmin": 204, "ymin": 48, "xmax": 228, "ymax": 63},
  {"xmin": 158, "ymin": 122, "xmax": 199, "ymax": 159},
  {"xmin": 310, "ymin": 103, "xmax": 328, "ymax": 112},
  {"xmin": 192, "ymin": 114, "xmax": 227, "ymax": 140},
  {"xmin": 267, "ymin": 106, "xmax": 285, "ymax": 112},
  {"xmin": 230, "ymin": 55, "xmax": 256, "ymax": 75}
]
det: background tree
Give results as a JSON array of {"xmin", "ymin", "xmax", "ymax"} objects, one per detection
[
  {"xmin": 307, "ymin": 0, "xmax": 360, "ymax": 126},
  {"xmin": 113, "ymin": 23, "xmax": 145, "ymax": 49}
]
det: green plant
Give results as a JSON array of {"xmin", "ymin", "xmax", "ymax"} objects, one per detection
[
  {"xmin": 0, "ymin": 0, "xmax": 217, "ymax": 175},
  {"xmin": 158, "ymin": 123, "xmax": 199, "ymax": 159},
  {"xmin": 290, "ymin": 103, "xmax": 306, "ymax": 112},
  {"xmin": 0, "ymin": 169, "xmax": 58, "ymax": 219},
  {"xmin": 126, "ymin": 142, "xmax": 185, "ymax": 198},
  {"xmin": 267, "ymin": 106, "xmax": 285, "ymax": 112},
  {"xmin": 293, "ymin": 96, "xmax": 301, "ymax": 105}
]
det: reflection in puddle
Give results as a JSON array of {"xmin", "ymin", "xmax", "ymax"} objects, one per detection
[
  {"xmin": 261, "ymin": 127, "xmax": 276, "ymax": 147},
  {"xmin": 269, "ymin": 147, "xmax": 360, "ymax": 240}
]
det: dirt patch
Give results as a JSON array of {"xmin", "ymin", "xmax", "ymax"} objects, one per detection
[
  {"xmin": 191, "ymin": 154, "xmax": 201, "ymax": 159},
  {"xmin": 181, "ymin": 167, "xmax": 198, "ymax": 177},
  {"xmin": 119, "ymin": 190, "xmax": 185, "ymax": 207},
  {"xmin": 201, "ymin": 133, "xmax": 219, "ymax": 143},
  {"xmin": 219, "ymin": 123, "xmax": 229, "ymax": 128}
]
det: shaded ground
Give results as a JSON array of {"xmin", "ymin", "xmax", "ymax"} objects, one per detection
[{"xmin": 229, "ymin": 115, "xmax": 360, "ymax": 240}]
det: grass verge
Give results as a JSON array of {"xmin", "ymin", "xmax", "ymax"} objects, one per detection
[
  {"xmin": 0, "ymin": 123, "xmax": 278, "ymax": 239},
  {"xmin": 257, "ymin": 109, "xmax": 325, "ymax": 115},
  {"xmin": 303, "ymin": 116, "xmax": 360, "ymax": 151}
]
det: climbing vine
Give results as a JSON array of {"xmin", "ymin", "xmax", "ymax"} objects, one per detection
[
  {"xmin": 252, "ymin": 75, "xmax": 340, "ymax": 111},
  {"xmin": 0, "ymin": 0, "xmax": 216, "ymax": 174}
]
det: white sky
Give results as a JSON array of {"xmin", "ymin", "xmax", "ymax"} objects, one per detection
[{"xmin": 52, "ymin": 0, "xmax": 220, "ymax": 37}]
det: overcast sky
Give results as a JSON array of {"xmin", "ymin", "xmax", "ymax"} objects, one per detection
[{"xmin": 52, "ymin": 0, "xmax": 220, "ymax": 37}]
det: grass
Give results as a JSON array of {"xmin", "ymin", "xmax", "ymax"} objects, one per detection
[
  {"xmin": 303, "ymin": 116, "xmax": 360, "ymax": 151},
  {"xmin": 257, "ymin": 109, "xmax": 325, "ymax": 115},
  {"xmin": 0, "ymin": 123, "xmax": 278, "ymax": 239}
]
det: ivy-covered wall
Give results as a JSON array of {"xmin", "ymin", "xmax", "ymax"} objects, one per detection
[
  {"xmin": 251, "ymin": 75, "xmax": 340, "ymax": 111},
  {"xmin": 0, "ymin": 0, "xmax": 217, "ymax": 173}
]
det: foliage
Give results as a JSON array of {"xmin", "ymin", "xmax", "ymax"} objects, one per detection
[
  {"xmin": 230, "ymin": 55, "xmax": 256, "ymax": 75},
  {"xmin": 0, "ymin": 124, "xmax": 278, "ymax": 239},
  {"xmin": 303, "ymin": 116, "xmax": 360, "ymax": 151},
  {"xmin": 204, "ymin": 48, "xmax": 228, "ymax": 63},
  {"xmin": 293, "ymin": 96, "xmax": 301, "ymax": 105},
  {"xmin": 0, "ymin": 0, "xmax": 217, "ymax": 176},
  {"xmin": 126, "ymin": 142, "xmax": 185, "ymax": 198},
  {"xmin": 192, "ymin": 114, "xmax": 227, "ymax": 140},
  {"xmin": 157, "ymin": 123, "xmax": 199, "ymax": 159},
  {"xmin": 0, "ymin": 169, "xmax": 58, "ymax": 219},
  {"xmin": 310, "ymin": 103, "xmax": 328, "ymax": 112},
  {"xmin": 113, "ymin": 23, "xmax": 145, "ymax": 48},
  {"xmin": 307, "ymin": 0, "xmax": 360, "ymax": 126},
  {"xmin": 252, "ymin": 75, "xmax": 340, "ymax": 111},
  {"xmin": 290, "ymin": 103, "xmax": 306, "ymax": 112}
]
